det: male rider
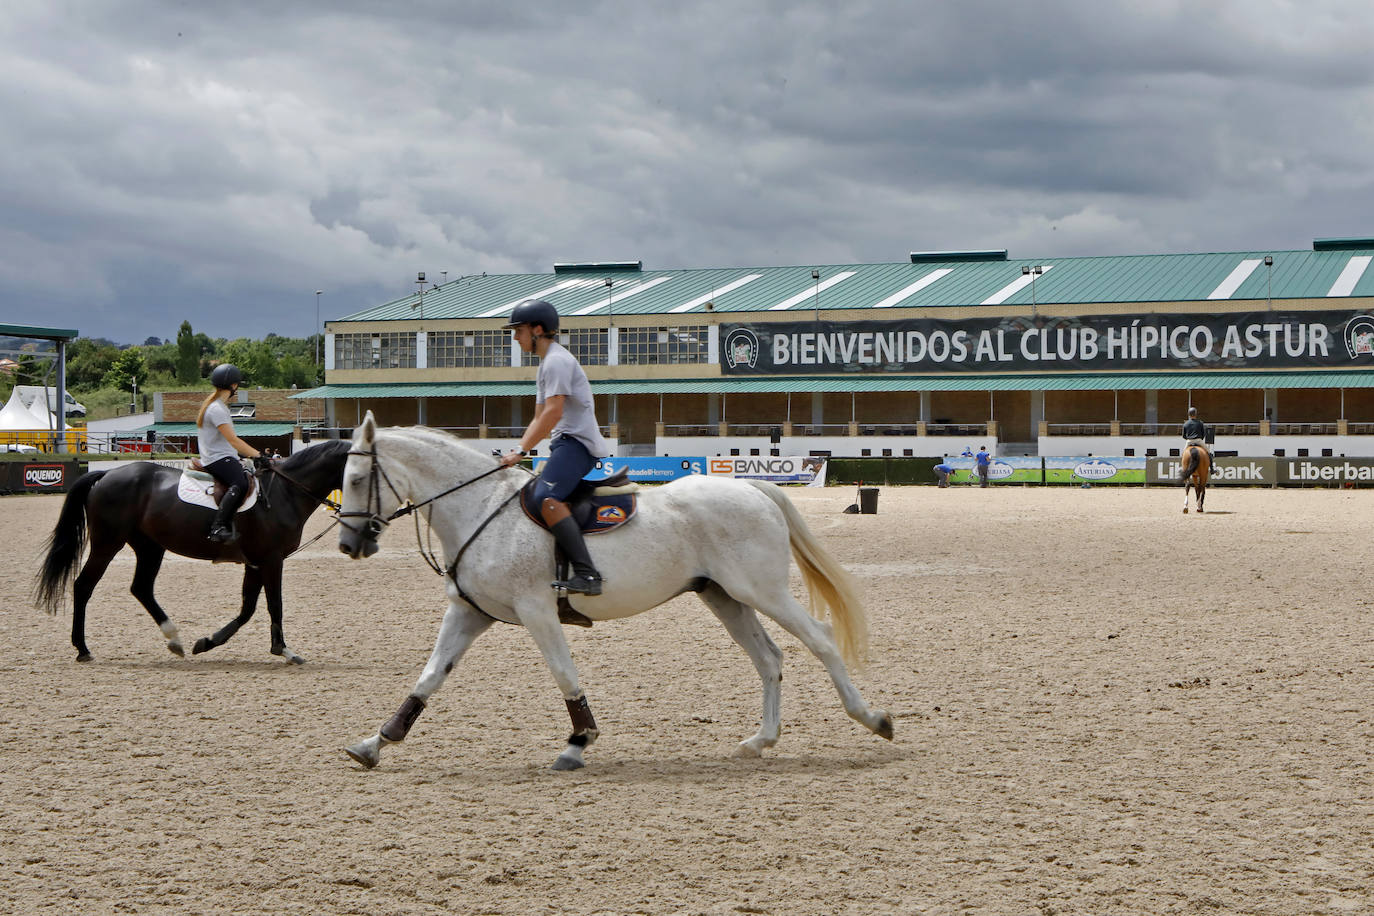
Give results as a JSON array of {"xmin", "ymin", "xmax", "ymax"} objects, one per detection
[
  {"xmin": 1181, "ymin": 406, "xmax": 1215, "ymax": 475},
  {"xmin": 500, "ymin": 299, "xmax": 609, "ymax": 595}
]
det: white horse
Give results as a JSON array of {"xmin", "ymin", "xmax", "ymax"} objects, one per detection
[{"xmin": 337, "ymin": 412, "xmax": 893, "ymax": 771}]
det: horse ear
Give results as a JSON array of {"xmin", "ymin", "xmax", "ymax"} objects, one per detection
[{"xmin": 360, "ymin": 410, "xmax": 377, "ymax": 442}]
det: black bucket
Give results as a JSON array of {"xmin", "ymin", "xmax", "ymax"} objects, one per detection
[{"xmin": 859, "ymin": 487, "xmax": 879, "ymax": 514}]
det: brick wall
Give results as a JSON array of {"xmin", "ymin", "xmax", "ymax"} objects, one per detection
[{"xmin": 159, "ymin": 390, "xmax": 323, "ymax": 423}]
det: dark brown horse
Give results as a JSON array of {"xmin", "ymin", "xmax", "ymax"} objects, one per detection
[
  {"xmin": 1179, "ymin": 443, "xmax": 1211, "ymax": 513},
  {"xmin": 33, "ymin": 440, "xmax": 351, "ymax": 663}
]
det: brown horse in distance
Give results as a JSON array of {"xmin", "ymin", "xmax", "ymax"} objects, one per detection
[{"xmin": 1179, "ymin": 443, "xmax": 1211, "ymax": 513}]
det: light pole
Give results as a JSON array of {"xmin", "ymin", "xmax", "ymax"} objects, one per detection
[
  {"xmin": 605, "ymin": 277, "xmax": 614, "ymax": 327},
  {"xmin": 314, "ymin": 290, "xmax": 323, "ymax": 371},
  {"xmin": 415, "ymin": 271, "xmax": 426, "ymax": 320},
  {"xmin": 812, "ymin": 269, "xmax": 821, "ymax": 323},
  {"xmin": 131, "ymin": 376, "xmax": 138, "ymax": 416},
  {"xmin": 1021, "ymin": 265, "xmax": 1043, "ymax": 317},
  {"xmin": 1264, "ymin": 255, "xmax": 1274, "ymax": 311}
]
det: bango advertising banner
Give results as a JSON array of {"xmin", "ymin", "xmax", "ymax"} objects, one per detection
[{"xmin": 707, "ymin": 456, "xmax": 828, "ymax": 486}]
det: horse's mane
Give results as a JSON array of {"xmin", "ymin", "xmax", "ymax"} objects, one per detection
[
  {"xmin": 279, "ymin": 437, "xmax": 351, "ymax": 470},
  {"xmin": 380, "ymin": 425, "xmax": 482, "ymax": 452}
]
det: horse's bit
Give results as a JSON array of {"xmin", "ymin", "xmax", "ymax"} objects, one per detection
[{"xmin": 338, "ymin": 444, "xmax": 521, "ymax": 586}]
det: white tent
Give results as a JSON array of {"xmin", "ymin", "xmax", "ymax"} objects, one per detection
[{"xmin": 0, "ymin": 390, "xmax": 69, "ymax": 431}]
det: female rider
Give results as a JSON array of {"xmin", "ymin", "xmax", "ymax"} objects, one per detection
[{"xmin": 196, "ymin": 363, "xmax": 264, "ymax": 544}]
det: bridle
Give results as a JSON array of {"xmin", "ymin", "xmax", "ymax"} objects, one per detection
[
  {"xmin": 338, "ymin": 441, "xmax": 520, "ymax": 565},
  {"xmin": 338, "ymin": 440, "xmax": 525, "ymax": 622}
]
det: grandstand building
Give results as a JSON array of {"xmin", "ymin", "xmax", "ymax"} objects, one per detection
[{"xmin": 296, "ymin": 239, "xmax": 1374, "ymax": 459}]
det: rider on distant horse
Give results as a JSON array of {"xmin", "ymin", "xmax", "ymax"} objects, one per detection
[
  {"xmin": 197, "ymin": 363, "xmax": 267, "ymax": 544},
  {"xmin": 1181, "ymin": 406, "xmax": 1215, "ymax": 476},
  {"xmin": 499, "ymin": 299, "xmax": 609, "ymax": 596}
]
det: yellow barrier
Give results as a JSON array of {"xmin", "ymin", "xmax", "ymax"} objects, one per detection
[{"xmin": 0, "ymin": 429, "xmax": 89, "ymax": 452}]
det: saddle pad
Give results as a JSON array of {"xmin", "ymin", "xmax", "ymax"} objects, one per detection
[
  {"xmin": 520, "ymin": 479, "xmax": 637, "ymax": 535},
  {"xmin": 176, "ymin": 470, "xmax": 260, "ymax": 512}
]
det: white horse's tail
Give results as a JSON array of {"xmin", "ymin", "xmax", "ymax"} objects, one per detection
[{"xmin": 746, "ymin": 479, "xmax": 870, "ymax": 668}]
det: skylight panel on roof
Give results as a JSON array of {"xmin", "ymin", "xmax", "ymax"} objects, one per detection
[
  {"xmin": 1206, "ymin": 259, "xmax": 1262, "ymax": 300},
  {"xmin": 476, "ymin": 278, "xmax": 590, "ymax": 318},
  {"xmin": 669, "ymin": 274, "xmax": 762, "ymax": 313},
  {"xmin": 571, "ymin": 276, "xmax": 672, "ymax": 315},
  {"xmin": 870, "ymin": 269, "xmax": 952, "ymax": 308},
  {"xmin": 766, "ymin": 272, "xmax": 856, "ymax": 310},
  {"xmin": 1327, "ymin": 255, "xmax": 1372, "ymax": 297},
  {"xmin": 981, "ymin": 265, "xmax": 1054, "ymax": 305}
]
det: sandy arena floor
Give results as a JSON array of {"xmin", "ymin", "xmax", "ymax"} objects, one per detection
[{"xmin": 1, "ymin": 482, "xmax": 1372, "ymax": 915}]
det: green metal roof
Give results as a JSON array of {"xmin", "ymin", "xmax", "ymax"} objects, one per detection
[
  {"xmin": 141, "ymin": 422, "xmax": 300, "ymax": 436},
  {"xmin": 0, "ymin": 323, "xmax": 80, "ymax": 340},
  {"xmin": 293, "ymin": 371, "xmax": 1374, "ymax": 400},
  {"xmin": 336, "ymin": 245, "xmax": 1374, "ymax": 323}
]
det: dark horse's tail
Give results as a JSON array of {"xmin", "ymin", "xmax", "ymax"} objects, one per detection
[
  {"xmin": 33, "ymin": 470, "xmax": 108, "ymax": 614},
  {"xmin": 1178, "ymin": 447, "xmax": 1200, "ymax": 483}
]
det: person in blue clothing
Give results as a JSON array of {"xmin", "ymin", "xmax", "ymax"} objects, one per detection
[
  {"xmin": 500, "ymin": 298, "xmax": 610, "ymax": 596},
  {"xmin": 975, "ymin": 446, "xmax": 992, "ymax": 487},
  {"xmin": 933, "ymin": 461, "xmax": 954, "ymax": 488}
]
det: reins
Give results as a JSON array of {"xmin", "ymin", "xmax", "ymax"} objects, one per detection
[
  {"xmin": 339, "ymin": 443, "xmax": 528, "ymax": 621},
  {"xmin": 257, "ymin": 459, "xmax": 347, "ymax": 560}
]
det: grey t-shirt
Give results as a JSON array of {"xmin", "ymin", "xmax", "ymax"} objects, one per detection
[
  {"xmin": 198, "ymin": 400, "xmax": 239, "ymax": 464},
  {"xmin": 537, "ymin": 341, "xmax": 609, "ymax": 457}
]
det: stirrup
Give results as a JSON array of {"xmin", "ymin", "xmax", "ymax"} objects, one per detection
[
  {"xmin": 553, "ymin": 573, "xmax": 602, "ymax": 596},
  {"xmin": 207, "ymin": 525, "xmax": 238, "ymax": 545}
]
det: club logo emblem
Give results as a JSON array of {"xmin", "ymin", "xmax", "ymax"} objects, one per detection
[
  {"xmin": 723, "ymin": 327, "xmax": 760, "ymax": 370},
  {"xmin": 1345, "ymin": 315, "xmax": 1374, "ymax": 358}
]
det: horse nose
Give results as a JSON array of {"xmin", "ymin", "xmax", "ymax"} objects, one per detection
[{"xmin": 362, "ymin": 540, "xmax": 379, "ymax": 558}]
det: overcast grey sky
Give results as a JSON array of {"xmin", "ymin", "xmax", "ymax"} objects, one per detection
[{"xmin": 3, "ymin": 0, "xmax": 1372, "ymax": 345}]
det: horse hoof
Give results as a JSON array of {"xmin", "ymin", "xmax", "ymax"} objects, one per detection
[
  {"xmin": 732, "ymin": 742, "xmax": 763, "ymax": 758},
  {"xmin": 287, "ymin": 653, "xmax": 306, "ymax": 666},
  {"xmin": 875, "ymin": 712, "xmax": 895, "ymax": 741},
  {"xmin": 551, "ymin": 754, "xmax": 585, "ymax": 771},
  {"xmin": 344, "ymin": 743, "xmax": 379, "ymax": 769},
  {"xmin": 75, "ymin": 652, "xmax": 92, "ymax": 663},
  {"xmin": 192, "ymin": 637, "xmax": 214, "ymax": 655},
  {"xmin": 167, "ymin": 641, "xmax": 185, "ymax": 658},
  {"xmin": 1182, "ymin": 508, "xmax": 1189, "ymax": 514}
]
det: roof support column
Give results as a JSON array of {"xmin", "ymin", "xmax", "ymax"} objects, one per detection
[{"xmin": 56, "ymin": 340, "xmax": 68, "ymax": 453}]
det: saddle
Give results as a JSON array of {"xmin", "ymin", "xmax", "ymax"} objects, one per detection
[
  {"xmin": 178, "ymin": 466, "xmax": 259, "ymax": 511},
  {"xmin": 519, "ymin": 468, "xmax": 638, "ymax": 628},
  {"xmin": 518, "ymin": 467, "xmax": 638, "ymax": 534}
]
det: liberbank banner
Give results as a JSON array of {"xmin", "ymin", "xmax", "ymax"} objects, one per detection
[{"xmin": 720, "ymin": 310, "xmax": 1374, "ymax": 374}]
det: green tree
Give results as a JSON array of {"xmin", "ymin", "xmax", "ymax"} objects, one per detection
[
  {"xmin": 175, "ymin": 321, "xmax": 199, "ymax": 384},
  {"xmin": 14, "ymin": 353, "xmax": 41, "ymax": 385},
  {"xmin": 143, "ymin": 341, "xmax": 177, "ymax": 378},
  {"xmin": 102, "ymin": 348, "xmax": 148, "ymax": 394},
  {"xmin": 66, "ymin": 338, "xmax": 120, "ymax": 388}
]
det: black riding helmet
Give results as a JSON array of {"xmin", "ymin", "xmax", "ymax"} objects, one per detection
[
  {"xmin": 502, "ymin": 299, "xmax": 559, "ymax": 334},
  {"xmin": 210, "ymin": 363, "xmax": 243, "ymax": 390}
]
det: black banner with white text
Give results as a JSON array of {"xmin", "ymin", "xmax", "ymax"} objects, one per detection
[{"xmin": 720, "ymin": 310, "xmax": 1374, "ymax": 374}]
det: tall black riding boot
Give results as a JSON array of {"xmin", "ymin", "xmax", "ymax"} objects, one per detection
[
  {"xmin": 207, "ymin": 484, "xmax": 245, "ymax": 544},
  {"xmin": 548, "ymin": 517, "xmax": 603, "ymax": 596}
]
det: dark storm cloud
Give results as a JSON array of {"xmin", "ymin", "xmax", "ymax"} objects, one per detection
[{"xmin": 1, "ymin": 0, "xmax": 1371, "ymax": 343}]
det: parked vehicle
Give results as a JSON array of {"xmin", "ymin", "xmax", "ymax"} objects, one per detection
[{"xmin": 11, "ymin": 385, "xmax": 86, "ymax": 418}]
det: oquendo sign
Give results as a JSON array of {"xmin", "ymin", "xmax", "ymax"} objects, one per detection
[
  {"xmin": 2, "ymin": 460, "xmax": 87, "ymax": 494},
  {"xmin": 721, "ymin": 309, "xmax": 1374, "ymax": 374}
]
